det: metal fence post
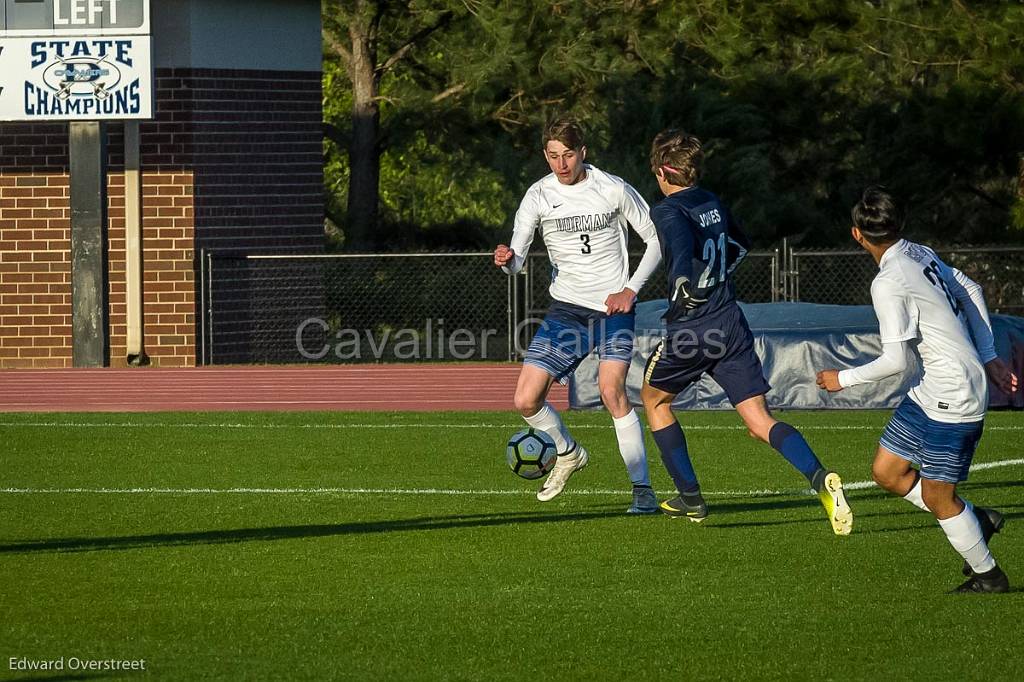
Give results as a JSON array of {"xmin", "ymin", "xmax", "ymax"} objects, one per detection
[
  {"xmin": 507, "ymin": 271, "xmax": 514, "ymax": 362},
  {"xmin": 792, "ymin": 248, "xmax": 800, "ymax": 302},
  {"xmin": 781, "ymin": 238, "xmax": 789, "ymax": 301},
  {"xmin": 206, "ymin": 251, "xmax": 214, "ymax": 365},
  {"xmin": 770, "ymin": 248, "xmax": 779, "ymax": 302},
  {"xmin": 199, "ymin": 248, "xmax": 206, "ymax": 366}
]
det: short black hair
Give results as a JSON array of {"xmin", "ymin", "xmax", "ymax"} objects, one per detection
[{"xmin": 851, "ymin": 186, "xmax": 904, "ymax": 244}]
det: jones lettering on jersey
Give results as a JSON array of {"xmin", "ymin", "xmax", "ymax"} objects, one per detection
[
  {"xmin": 543, "ymin": 210, "xmax": 619, "ymax": 234},
  {"xmin": 698, "ymin": 209, "xmax": 721, "ymax": 228}
]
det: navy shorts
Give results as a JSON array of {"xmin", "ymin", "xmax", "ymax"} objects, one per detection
[
  {"xmin": 524, "ymin": 301, "xmax": 635, "ymax": 384},
  {"xmin": 880, "ymin": 397, "xmax": 984, "ymax": 484},
  {"xmin": 643, "ymin": 303, "xmax": 770, "ymax": 405}
]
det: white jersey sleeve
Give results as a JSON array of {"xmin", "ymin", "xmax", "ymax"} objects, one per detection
[
  {"xmin": 871, "ymin": 275, "xmax": 918, "ymax": 343},
  {"xmin": 838, "ymin": 276, "xmax": 916, "ymax": 389},
  {"xmin": 947, "ymin": 267, "xmax": 997, "ymax": 363},
  {"xmin": 838, "ymin": 340, "xmax": 910, "ymax": 388},
  {"xmin": 620, "ymin": 182, "xmax": 661, "ymax": 294},
  {"xmin": 501, "ymin": 186, "xmax": 541, "ymax": 275}
]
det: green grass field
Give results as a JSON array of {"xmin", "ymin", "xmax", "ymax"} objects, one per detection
[{"xmin": 1, "ymin": 409, "xmax": 1022, "ymax": 680}]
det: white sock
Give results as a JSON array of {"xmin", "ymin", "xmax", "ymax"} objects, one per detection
[
  {"xmin": 902, "ymin": 477, "xmax": 930, "ymax": 512},
  {"xmin": 937, "ymin": 503, "xmax": 997, "ymax": 574},
  {"xmin": 612, "ymin": 409, "xmax": 650, "ymax": 487},
  {"xmin": 523, "ymin": 403, "xmax": 575, "ymax": 454}
]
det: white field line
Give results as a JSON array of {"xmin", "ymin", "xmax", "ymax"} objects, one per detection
[
  {"xmin": 1, "ymin": 421, "xmax": 1024, "ymax": 432},
  {"xmin": 2, "ymin": 458, "xmax": 1022, "ymax": 498}
]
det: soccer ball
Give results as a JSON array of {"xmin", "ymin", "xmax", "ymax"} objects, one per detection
[{"xmin": 506, "ymin": 429, "xmax": 557, "ymax": 480}]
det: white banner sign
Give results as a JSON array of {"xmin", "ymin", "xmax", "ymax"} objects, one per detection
[{"xmin": 0, "ymin": 35, "xmax": 152, "ymax": 120}]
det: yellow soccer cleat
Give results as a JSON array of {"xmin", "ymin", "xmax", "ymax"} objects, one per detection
[{"xmin": 818, "ymin": 471, "xmax": 853, "ymax": 536}]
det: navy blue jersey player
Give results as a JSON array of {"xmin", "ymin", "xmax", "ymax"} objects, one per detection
[{"xmin": 640, "ymin": 129, "xmax": 853, "ymax": 535}]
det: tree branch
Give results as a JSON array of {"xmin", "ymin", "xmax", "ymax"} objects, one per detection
[
  {"xmin": 376, "ymin": 11, "xmax": 454, "ymax": 76},
  {"xmin": 963, "ymin": 183, "xmax": 1010, "ymax": 211},
  {"xmin": 431, "ymin": 82, "xmax": 468, "ymax": 103},
  {"xmin": 859, "ymin": 41, "xmax": 978, "ymax": 68},
  {"xmin": 877, "ymin": 17, "xmax": 942, "ymax": 32},
  {"xmin": 323, "ymin": 28, "xmax": 351, "ymax": 66}
]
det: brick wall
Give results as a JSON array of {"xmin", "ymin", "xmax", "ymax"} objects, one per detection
[
  {"xmin": 177, "ymin": 69, "xmax": 324, "ymax": 254},
  {"xmin": 0, "ymin": 67, "xmax": 323, "ymax": 368},
  {"xmin": 0, "ymin": 125, "xmax": 72, "ymax": 368}
]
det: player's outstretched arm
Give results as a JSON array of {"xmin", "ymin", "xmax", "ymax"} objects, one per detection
[
  {"xmin": 818, "ymin": 340, "xmax": 910, "ymax": 393},
  {"xmin": 500, "ymin": 188, "xmax": 540, "ymax": 274}
]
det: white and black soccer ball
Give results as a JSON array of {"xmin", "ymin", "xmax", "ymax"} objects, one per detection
[{"xmin": 505, "ymin": 428, "xmax": 557, "ymax": 480}]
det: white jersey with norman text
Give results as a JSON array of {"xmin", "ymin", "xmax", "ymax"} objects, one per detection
[
  {"xmin": 871, "ymin": 239, "xmax": 994, "ymax": 423},
  {"xmin": 504, "ymin": 165, "xmax": 659, "ymax": 312}
]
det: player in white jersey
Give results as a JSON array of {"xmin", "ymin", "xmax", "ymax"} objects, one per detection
[
  {"xmin": 817, "ymin": 186, "xmax": 1017, "ymax": 592},
  {"xmin": 493, "ymin": 117, "xmax": 662, "ymax": 511}
]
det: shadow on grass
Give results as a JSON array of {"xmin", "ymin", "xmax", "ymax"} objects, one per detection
[
  {"xmin": 589, "ymin": 488, "xmax": 1024, "ymax": 533},
  {"xmin": 0, "ymin": 509, "xmax": 625, "ymax": 555}
]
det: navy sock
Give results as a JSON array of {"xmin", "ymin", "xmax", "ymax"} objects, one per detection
[
  {"xmin": 769, "ymin": 422, "xmax": 824, "ymax": 484},
  {"xmin": 651, "ymin": 421, "xmax": 700, "ymax": 494}
]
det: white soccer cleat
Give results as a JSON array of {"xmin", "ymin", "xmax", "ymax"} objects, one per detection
[
  {"xmin": 818, "ymin": 471, "xmax": 853, "ymax": 536},
  {"xmin": 536, "ymin": 444, "xmax": 589, "ymax": 502}
]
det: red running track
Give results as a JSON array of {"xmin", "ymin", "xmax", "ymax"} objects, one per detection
[{"xmin": 0, "ymin": 365, "xmax": 569, "ymax": 412}]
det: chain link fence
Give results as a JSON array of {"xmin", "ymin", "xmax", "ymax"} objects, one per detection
[
  {"xmin": 786, "ymin": 245, "xmax": 1024, "ymax": 314},
  {"xmin": 200, "ymin": 252, "xmax": 510, "ymax": 364},
  {"xmin": 522, "ymin": 251, "xmax": 779, "ymax": 314},
  {"xmin": 198, "ymin": 244, "xmax": 1024, "ymax": 364}
]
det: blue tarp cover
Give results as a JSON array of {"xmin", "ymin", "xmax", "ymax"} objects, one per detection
[{"xmin": 569, "ymin": 301, "xmax": 1024, "ymax": 411}]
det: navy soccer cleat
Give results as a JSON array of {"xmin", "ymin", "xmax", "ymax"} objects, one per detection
[{"xmin": 659, "ymin": 493, "xmax": 708, "ymax": 523}]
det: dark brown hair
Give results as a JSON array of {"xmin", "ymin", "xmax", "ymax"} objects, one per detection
[
  {"xmin": 542, "ymin": 116, "xmax": 585, "ymax": 151},
  {"xmin": 650, "ymin": 129, "xmax": 703, "ymax": 187}
]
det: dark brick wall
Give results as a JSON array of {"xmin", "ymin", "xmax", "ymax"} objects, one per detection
[{"xmin": 158, "ymin": 68, "xmax": 324, "ymax": 254}]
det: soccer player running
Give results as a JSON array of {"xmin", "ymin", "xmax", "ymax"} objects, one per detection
[
  {"xmin": 493, "ymin": 116, "xmax": 662, "ymax": 513},
  {"xmin": 816, "ymin": 186, "xmax": 1017, "ymax": 591},
  {"xmin": 640, "ymin": 129, "xmax": 852, "ymax": 535}
]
